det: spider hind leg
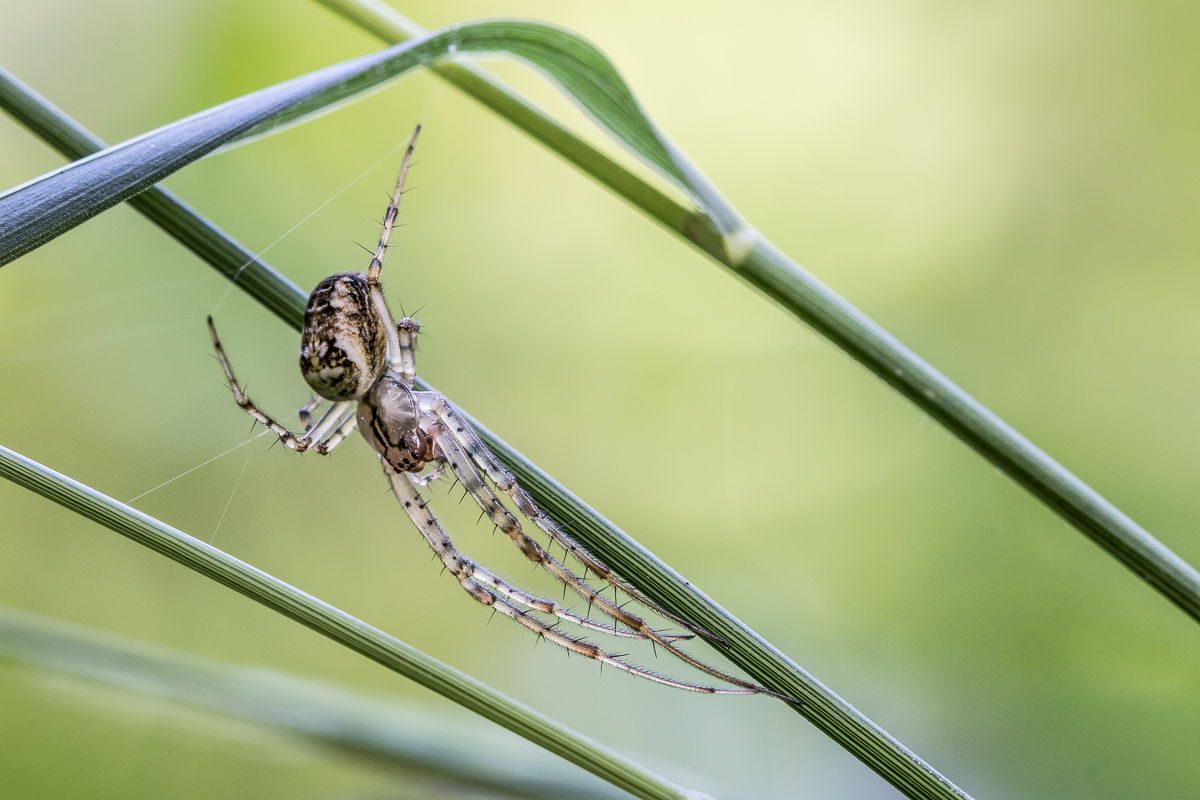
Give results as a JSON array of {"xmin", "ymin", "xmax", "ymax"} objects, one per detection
[
  {"xmin": 386, "ymin": 467, "xmax": 747, "ymax": 693},
  {"xmin": 417, "ymin": 412, "xmax": 792, "ymax": 700},
  {"xmin": 414, "ymin": 391, "xmax": 725, "ymax": 645}
]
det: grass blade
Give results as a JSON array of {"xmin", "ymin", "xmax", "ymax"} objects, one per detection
[
  {"xmin": 0, "ymin": 607, "xmax": 630, "ymax": 800},
  {"xmin": 308, "ymin": 1, "xmax": 1200, "ymax": 629},
  {"xmin": 0, "ymin": 65, "xmax": 972, "ymax": 799},
  {"xmin": 0, "ymin": 65, "xmax": 306, "ymax": 327},
  {"xmin": 0, "ymin": 444, "xmax": 705, "ymax": 800},
  {"xmin": 0, "ymin": 20, "xmax": 737, "ymax": 269}
]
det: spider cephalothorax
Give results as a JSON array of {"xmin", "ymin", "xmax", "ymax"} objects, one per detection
[
  {"xmin": 357, "ymin": 375, "xmax": 433, "ymax": 473},
  {"xmin": 207, "ymin": 126, "xmax": 793, "ymax": 702}
]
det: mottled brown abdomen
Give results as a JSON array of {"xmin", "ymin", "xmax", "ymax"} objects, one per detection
[{"xmin": 299, "ymin": 272, "xmax": 386, "ymax": 401}]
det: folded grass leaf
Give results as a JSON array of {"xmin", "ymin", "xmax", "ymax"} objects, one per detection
[
  {"xmin": 0, "ymin": 65, "xmax": 306, "ymax": 326},
  {"xmin": 0, "ymin": 19, "xmax": 744, "ymax": 270}
]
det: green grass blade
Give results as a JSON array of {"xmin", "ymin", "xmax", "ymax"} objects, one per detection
[
  {"xmin": 0, "ymin": 69, "xmax": 972, "ymax": 800},
  {"xmin": 0, "ymin": 19, "xmax": 738, "ymax": 268},
  {"xmin": 0, "ymin": 444, "xmax": 703, "ymax": 800},
  {"xmin": 314, "ymin": 0, "xmax": 699, "ymax": 239},
  {"xmin": 0, "ymin": 66, "xmax": 306, "ymax": 327},
  {"xmin": 739, "ymin": 239, "xmax": 1200, "ymax": 619},
  {"xmin": 310, "ymin": 0, "xmax": 1200, "ymax": 627},
  {"xmin": 0, "ymin": 607, "xmax": 629, "ymax": 800}
]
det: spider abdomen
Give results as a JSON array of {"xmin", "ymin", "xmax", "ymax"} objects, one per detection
[
  {"xmin": 300, "ymin": 272, "xmax": 387, "ymax": 401},
  {"xmin": 357, "ymin": 375, "xmax": 431, "ymax": 473}
]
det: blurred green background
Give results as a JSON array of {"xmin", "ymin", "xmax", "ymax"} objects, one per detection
[{"xmin": 2, "ymin": 1, "xmax": 1200, "ymax": 798}]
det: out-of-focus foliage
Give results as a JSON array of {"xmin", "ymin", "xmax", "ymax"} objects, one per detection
[
  {"xmin": 2, "ymin": 1, "xmax": 1199, "ymax": 799},
  {"xmin": 0, "ymin": 606, "xmax": 628, "ymax": 800}
]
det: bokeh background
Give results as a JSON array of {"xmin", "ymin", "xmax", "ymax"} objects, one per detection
[{"xmin": 2, "ymin": 1, "xmax": 1199, "ymax": 798}]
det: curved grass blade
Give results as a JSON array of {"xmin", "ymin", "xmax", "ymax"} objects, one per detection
[
  {"xmin": 0, "ymin": 65, "xmax": 306, "ymax": 327},
  {"xmin": 0, "ymin": 444, "xmax": 705, "ymax": 800},
  {"xmin": 0, "ymin": 65, "xmax": 973, "ymax": 800},
  {"xmin": 0, "ymin": 19, "xmax": 745, "ymax": 269},
  {"xmin": 308, "ymin": 2, "xmax": 1200, "ymax": 631},
  {"xmin": 0, "ymin": 607, "xmax": 630, "ymax": 800}
]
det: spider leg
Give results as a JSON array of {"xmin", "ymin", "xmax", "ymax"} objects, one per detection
[
  {"xmin": 306, "ymin": 402, "xmax": 353, "ymax": 442},
  {"xmin": 298, "ymin": 396, "xmax": 324, "ymax": 432},
  {"xmin": 313, "ymin": 410, "xmax": 359, "ymax": 455},
  {"xmin": 401, "ymin": 461, "xmax": 685, "ymax": 641},
  {"xmin": 421, "ymin": 417, "xmax": 793, "ymax": 701},
  {"xmin": 494, "ymin": 602, "xmax": 745, "ymax": 694},
  {"xmin": 364, "ymin": 126, "xmax": 421, "ymax": 377},
  {"xmin": 462, "ymin": 553, "xmax": 688, "ymax": 642},
  {"xmin": 395, "ymin": 317, "xmax": 418, "ymax": 388},
  {"xmin": 415, "ymin": 391, "xmax": 722, "ymax": 643},
  {"xmin": 387, "ymin": 466, "xmax": 736, "ymax": 692},
  {"xmin": 208, "ymin": 316, "xmax": 352, "ymax": 455},
  {"xmin": 406, "ymin": 462, "xmax": 445, "ymax": 487}
]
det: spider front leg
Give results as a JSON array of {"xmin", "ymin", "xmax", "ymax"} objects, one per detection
[
  {"xmin": 208, "ymin": 316, "xmax": 355, "ymax": 455},
  {"xmin": 395, "ymin": 317, "xmax": 419, "ymax": 387}
]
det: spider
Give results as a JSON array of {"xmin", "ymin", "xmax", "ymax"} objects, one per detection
[{"xmin": 206, "ymin": 126, "xmax": 790, "ymax": 701}]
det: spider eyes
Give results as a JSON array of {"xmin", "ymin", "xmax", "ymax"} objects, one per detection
[{"xmin": 299, "ymin": 272, "xmax": 388, "ymax": 401}]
